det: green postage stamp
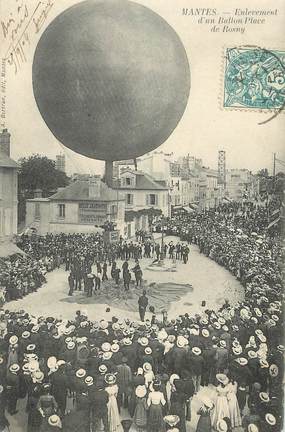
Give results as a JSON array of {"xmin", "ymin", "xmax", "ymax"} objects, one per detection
[{"xmin": 223, "ymin": 46, "xmax": 285, "ymax": 111}]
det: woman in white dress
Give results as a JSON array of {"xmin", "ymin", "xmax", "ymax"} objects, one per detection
[
  {"xmin": 105, "ymin": 374, "xmax": 124, "ymax": 432},
  {"xmin": 212, "ymin": 374, "xmax": 231, "ymax": 430},
  {"xmin": 227, "ymin": 379, "xmax": 242, "ymax": 428},
  {"xmin": 147, "ymin": 381, "xmax": 166, "ymax": 432}
]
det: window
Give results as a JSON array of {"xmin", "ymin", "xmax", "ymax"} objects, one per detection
[
  {"xmin": 147, "ymin": 194, "xmax": 157, "ymax": 206},
  {"xmin": 58, "ymin": 203, "xmax": 65, "ymax": 218},
  {"xmin": 126, "ymin": 177, "xmax": 131, "ymax": 185},
  {"xmin": 126, "ymin": 194, "xmax": 133, "ymax": 205},
  {"xmin": 35, "ymin": 203, "xmax": 40, "ymax": 220}
]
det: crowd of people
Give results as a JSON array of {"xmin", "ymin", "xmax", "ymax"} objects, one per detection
[{"xmin": 0, "ymin": 198, "xmax": 283, "ymax": 432}]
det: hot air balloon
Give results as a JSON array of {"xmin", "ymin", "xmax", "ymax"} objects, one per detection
[{"xmin": 33, "ymin": 0, "xmax": 190, "ymax": 169}]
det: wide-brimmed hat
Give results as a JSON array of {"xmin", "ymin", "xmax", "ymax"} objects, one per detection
[
  {"xmin": 9, "ymin": 363, "xmax": 20, "ymax": 373},
  {"xmin": 247, "ymin": 424, "xmax": 259, "ymax": 432},
  {"xmin": 22, "ymin": 331, "xmax": 30, "ymax": 339},
  {"xmin": 105, "ymin": 373, "xmax": 116, "ymax": 385},
  {"xmin": 124, "ymin": 338, "xmax": 132, "ymax": 346},
  {"xmin": 102, "ymin": 342, "xmax": 111, "ymax": 352},
  {"xmin": 219, "ymin": 340, "xmax": 226, "ymax": 348},
  {"xmin": 271, "ymin": 314, "xmax": 279, "ymax": 322},
  {"xmin": 265, "ymin": 413, "xmax": 276, "ymax": 425},
  {"xmin": 163, "ymin": 415, "xmax": 180, "ymax": 427},
  {"xmin": 145, "ymin": 347, "xmax": 152, "ymax": 355},
  {"xmin": 31, "ymin": 325, "xmax": 40, "ymax": 333},
  {"xmin": 112, "ymin": 323, "xmax": 120, "ymax": 331},
  {"xmin": 248, "ymin": 350, "xmax": 257, "ymax": 359},
  {"xmin": 76, "ymin": 368, "xmax": 86, "ymax": 378},
  {"xmin": 277, "ymin": 344, "xmax": 285, "ymax": 352},
  {"xmin": 99, "ymin": 364, "xmax": 107, "ymax": 374},
  {"xmin": 213, "ymin": 322, "xmax": 221, "ymax": 330},
  {"xmin": 139, "ymin": 337, "xmax": 148, "ymax": 347},
  {"xmin": 258, "ymin": 334, "xmax": 267, "ymax": 343},
  {"xmin": 254, "ymin": 308, "xmax": 262, "ymax": 317},
  {"xmin": 143, "ymin": 362, "xmax": 152, "ymax": 372},
  {"xmin": 235, "ymin": 357, "xmax": 248, "ymax": 366},
  {"xmin": 176, "ymin": 336, "xmax": 187, "ymax": 348},
  {"xmin": 167, "ymin": 335, "xmax": 176, "ymax": 343},
  {"xmin": 260, "ymin": 359, "xmax": 269, "ymax": 368},
  {"xmin": 103, "ymin": 352, "xmax": 112, "ymax": 361},
  {"xmin": 259, "ymin": 392, "xmax": 270, "ymax": 402},
  {"xmin": 218, "ymin": 317, "xmax": 226, "ymax": 325},
  {"xmin": 202, "ymin": 329, "xmax": 209, "ymax": 338},
  {"xmin": 217, "ymin": 419, "xmax": 228, "ymax": 432},
  {"xmin": 216, "ymin": 374, "xmax": 229, "ymax": 385},
  {"xmin": 135, "ymin": 385, "xmax": 147, "ymax": 398},
  {"xmin": 85, "ymin": 376, "xmax": 94, "ymax": 386},
  {"xmin": 26, "ymin": 342, "xmax": 36, "ymax": 350},
  {"xmin": 111, "ymin": 343, "xmax": 119, "ymax": 353},
  {"xmin": 192, "ymin": 347, "xmax": 201, "ymax": 356},
  {"xmin": 48, "ymin": 414, "xmax": 62, "ymax": 428},
  {"xmin": 9, "ymin": 335, "xmax": 18, "ymax": 345},
  {"xmin": 33, "ymin": 370, "xmax": 44, "ymax": 383}
]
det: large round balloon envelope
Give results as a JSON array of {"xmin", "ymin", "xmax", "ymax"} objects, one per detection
[{"xmin": 33, "ymin": 0, "xmax": 190, "ymax": 161}]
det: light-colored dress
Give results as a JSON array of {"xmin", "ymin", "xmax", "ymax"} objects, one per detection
[
  {"xmin": 106, "ymin": 384, "xmax": 124, "ymax": 432},
  {"xmin": 227, "ymin": 382, "xmax": 242, "ymax": 428},
  {"xmin": 211, "ymin": 384, "xmax": 230, "ymax": 430}
]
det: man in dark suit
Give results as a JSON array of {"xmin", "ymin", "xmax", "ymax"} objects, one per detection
[{"xmin": 138, "ymin": 291, "xmax": 148, "ymax": 322}]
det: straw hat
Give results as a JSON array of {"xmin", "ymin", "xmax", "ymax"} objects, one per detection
[
  {"xmin": 85, "ymin": 376, "xmax": 94, "ymax": 386},
  {"xmin": 105, "ymin": 373, "xmax": 116, "ymax": 385},
  {"xmin": 48, "ymin": 415, "xmax": 62, "ymax": 428},
  {"xmin": 145, "ymin": 347, "xmax": 152, "ymax": 355},
  {"xmin": 27, "ymin": 344, "xmax": 36, "ymax": 352},
  {"xmin": 259, "ymin": 392, "xmax": 270, "ymax": 402},
  {"xmin": 265, "ymin": 413, "xmax": 276, "ymax": 426},
  {"xmin": 277, "ymin": 344, "xmax": 285, "ymax": 352},
  {"xmin": 177, "ymin": 336, "xmax": 187, "ymax": 348},
  {"xmin": 111, "ymin": 343, "xmax": 119, "ymax": 353},
  {"xmin": 192, "ymin": 347, "xmax": 201, "ymax": 356},
  {"xmin": 139, "ymin": 337, "xmax": 148, "ymax": 347},
  {"xmin": 31, "ymin": 325, "xmax": 40, "ymax": 333},
  {"xmin": 33, "ymin": 370, "xmax": 44, "ymax": 383},
  {"xmin": 202, "ymin": 329, "xmax": 209, "ymax": 338},
  {"xmin": 9, "ymin": 363, "xmax": 20, "ymax": 373},
  {"xmin": 248, "ymin": 350, "xmax": 257, "ymax": 359},
  {"xmin": 216, "ymin": 374, "xmax": 229, "ymax": 385},
  {"xmin": 247, "ymin": 424, "xmax": 259, "ymax": 432},
  {"xmin": 167, "ymin": 335, "xmax": 176, "ymax": 343},
  {"xmin": 28, "ymin": 360, "xmax": 39, "ymax": 373},
  {"xmin": 22, "ymin": 331, "xmax": 30, "ymax": 339},
  {"xmin": 219, "ymin": 340, "xmax": 226, "ymax": 348},
  {"xmin": 99, "ymin": 364, "xmax": 107, "ymax": 374},
  {"xmin": 9, "ymin": 335, "xmax": 18, "ymax": 345},
  {"xmin": 235, "ymin": 357, "xmax": 248, "ymax": 366},
  {"xmin": 217, "ymin": 419, "xmax": 228, "ymax": 432},
  {"xmin": 124, "ymin": 338, "xmax": 132, "ymax": 346},
  {"xmin": 103, "ymin": 352, "xmax": 112, "ymax": 361},
  {"xmin": 102, "ymin": 342, "xmax": 111, "ymax": 352},
  {"xmin": 135, "ymin": 385, "xmax": 147, "ymax": 398},
  {"xmin": 76, "ymin": 368, "xmax": 86, "ymax": 378},
  {"xmin": 218, "ymin": 317, "xmax": 226, "ymax": 325},
  {"xmin": 143, "ymin": 362, "xmax": 152, "ymax": 372}
]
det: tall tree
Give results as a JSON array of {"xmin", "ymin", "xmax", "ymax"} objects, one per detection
[{"xmin": 18, "ymin": 154, "xmax": 69, "ymax": 224}]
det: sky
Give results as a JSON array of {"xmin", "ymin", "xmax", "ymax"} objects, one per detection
[{"xmin": 1, "ymin": 0, "xmax": 284, "ymax": 176}]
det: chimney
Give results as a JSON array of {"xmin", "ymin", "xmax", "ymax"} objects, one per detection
[
  {"xmin": 0, "ymin": 128, "xmax": 11, "ymax": 156},
  {"xmin": 34, "ymin": 189, "xmax": 42, "ymax": 198},
  {"xmin": 88, "ymin": 175, "xmax": 101, "ymax": 198}
]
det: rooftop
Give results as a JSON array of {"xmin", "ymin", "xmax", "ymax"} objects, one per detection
[
  {"xmin": 119, "ymin": 169, "xmax": 168, "ymax": 190},
  {"xmin": 30, "ymin": 180, "xmax": 124, "ymax": 202}
]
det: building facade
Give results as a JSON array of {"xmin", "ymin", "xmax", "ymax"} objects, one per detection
[
  {"xmin": 225, "ymin": 169, "xmax": 258, "ymax": 201},
  {"xmin": 0, "ymin": 129, "xmax": 18, "ymax": 241},
  {"xmin": 26, "ymin": 176, "xmax": 125, "ymax": 235},
  {"xmin": 117, "ymin": 169, "xmax": 169, "ymax": 237}
]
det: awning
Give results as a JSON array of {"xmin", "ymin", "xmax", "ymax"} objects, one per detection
[{"xmin": 182, "ymin": 206, "xmax": 194, "ymax": 213}]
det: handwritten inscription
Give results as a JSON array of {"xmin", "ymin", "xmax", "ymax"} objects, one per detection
[{"xmin": 2, "ymin": 0, "xmax": 55, "ymax": 75}]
